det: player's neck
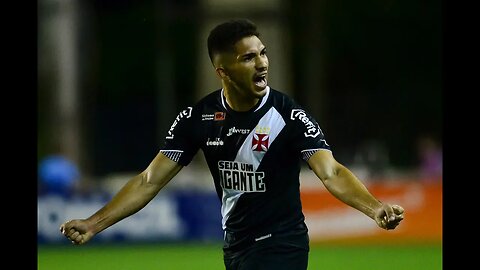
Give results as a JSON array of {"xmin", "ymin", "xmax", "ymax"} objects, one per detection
[{"xmin": 223, "ymin": 87, "xmax": 259, "ymax": 112}]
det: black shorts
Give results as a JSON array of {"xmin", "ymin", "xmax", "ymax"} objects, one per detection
[{"xmin": 223, "ymin": 233, "xmax": 309, "ymax": 270}]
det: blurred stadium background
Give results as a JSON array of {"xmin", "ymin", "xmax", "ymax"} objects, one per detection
[{"xmin": 37, "ymin": 0, "xmax": 442, "ymax": 269}]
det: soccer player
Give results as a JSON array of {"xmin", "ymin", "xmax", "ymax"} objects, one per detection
[{"xmin": 60, "ymin": 19, "xmax": 404, "ymax": 270}]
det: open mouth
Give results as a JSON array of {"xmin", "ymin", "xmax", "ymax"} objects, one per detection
[{"xmin": 253, "ymin": 74, "xmax": 267, "ymax": 88}]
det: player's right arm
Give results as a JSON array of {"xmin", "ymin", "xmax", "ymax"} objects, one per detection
[{"xmin": 59, "ymin": 152, "xmax": 183, "ymax": 245}]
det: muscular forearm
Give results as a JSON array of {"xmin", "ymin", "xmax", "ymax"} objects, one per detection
[
  {"xmin": 308, "ymin": 150, "xmax": 404, "ymax": 230},
  {"xmin": 86, "ymin": 172, "xmax": 163, "ymax": 235},
  {"xmin": 321, "ymin": 165, "xmax": 382, "ymax": 220},
  {"xmin": 60, "ymin": 152, "xmax": 183, "ymax": 245}
]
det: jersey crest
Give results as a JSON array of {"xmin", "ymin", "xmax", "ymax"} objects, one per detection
[{"xmin": 252, "ymin": 133, "xmax": 269, "ymax": 152}]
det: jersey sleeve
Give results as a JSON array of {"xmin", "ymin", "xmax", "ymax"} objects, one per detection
[
  {"xmin": 160, "ymin": 106, "xmax": 199, "ymax": 166},
  {"xmin": 288, "ymin": 106, "xmax": 331, "ymax": 162}
]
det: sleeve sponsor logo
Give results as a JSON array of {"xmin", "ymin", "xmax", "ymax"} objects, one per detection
[
  {"xmin": 290, "ymin": 109, "xmax": 321, "ymax": 138},
  {"xmin": 166, "ymin": 107, "xmax": 192, "ymax": 139}
]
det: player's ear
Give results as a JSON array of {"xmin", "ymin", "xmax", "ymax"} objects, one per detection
[{"xmin": 216, "ymin": 67, "xmax": 228, "ymax": 79}]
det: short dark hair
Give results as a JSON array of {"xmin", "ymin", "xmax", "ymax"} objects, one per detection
[{"xmin": 207, "ymin": 19, "xmax": 260, "ymax": 64}]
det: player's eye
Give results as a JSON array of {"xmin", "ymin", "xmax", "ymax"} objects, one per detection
[{"xmin": 243, "ymin": 55, "xmax": 254, "ymax": 62}]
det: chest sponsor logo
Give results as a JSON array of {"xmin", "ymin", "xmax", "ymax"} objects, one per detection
[
  {"xmin": 290, "ymin": 109, "xmax": 321, "ymax": 138},
  {"xmin": 226, "ymin": 127, "xmax": 251, "ymax": 137},
  {"xmin": 214, "ymin": 112, "xmax": 226, "ymax": 121},
  {"xmin": 218, "ymin": 160, "xmax": 265, "ymax": 192},
  {"xmin": 166, "ymin": 107, "xmax": 192, "ymax": 139},
  {"xmin": 202, "ymin": 112, "xmax": 226, "ymax": 121},
  {"xmin": 201, "ymin": 114, "xmax": 214, "ymax": 121}
]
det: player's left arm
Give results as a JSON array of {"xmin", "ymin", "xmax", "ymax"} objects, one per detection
[{"xmin": 307, "ymin": 150, "xmax": 404, "ymax": 230}]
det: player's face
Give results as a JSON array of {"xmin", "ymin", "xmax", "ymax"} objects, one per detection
[{"xmin": 223, "ymin": 35, "xmax": 269, "ymax": 99}]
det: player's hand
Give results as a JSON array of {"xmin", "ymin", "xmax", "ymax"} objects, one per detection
[
  {"xmin": 59, "ymin": 219, "xmax": 95, "ymax": 245},
  {"xmin": 375, "ymin": 204, "xmax": 404, "ymax": 230}
]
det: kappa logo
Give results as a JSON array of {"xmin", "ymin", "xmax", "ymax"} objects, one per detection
[
  {"xmin": 290, "ymin": 109, "xmax": 321, "ymax": 138},
  {"xmin": 206, "ymin": 137, "xmax": 224, "ymax": 146},
  {"xmin": 166, "ymin": 107, "xmax": 192, "ymax": 139}
]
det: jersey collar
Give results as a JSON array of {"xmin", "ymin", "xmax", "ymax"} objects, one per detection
[{"xmin": 220, "ymin": 86, "xmax": 270, "ymax": 113}]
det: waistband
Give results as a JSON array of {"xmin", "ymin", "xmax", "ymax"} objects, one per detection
[{"xmin": 223, "ymin": 222, "xmax": 308, "ymax": 254}]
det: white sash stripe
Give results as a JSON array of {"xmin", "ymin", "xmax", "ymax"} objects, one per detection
[{"xmin": 221, "ymin": 106, "xmax": 286, "ymax": 229}]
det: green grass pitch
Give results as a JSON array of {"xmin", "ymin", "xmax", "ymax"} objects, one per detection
[{"xmin": 38, "ymin": 242, "xmax": 442, "ymax": 270}]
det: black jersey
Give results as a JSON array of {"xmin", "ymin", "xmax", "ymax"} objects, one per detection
[{"xmin": 160, "ymin": 86, "xmax": 330, "ymax": 253}]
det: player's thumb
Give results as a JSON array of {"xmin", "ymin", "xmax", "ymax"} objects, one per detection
[{"xmin": 392, "ymin": 204, "xmax": 404, "ymax": 215}]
